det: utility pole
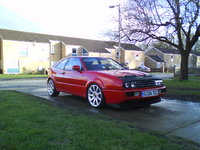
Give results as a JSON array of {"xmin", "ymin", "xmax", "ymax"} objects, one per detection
[{"xmin": 109, "ymin": 4, "xmax": 121, "ymax": 63}]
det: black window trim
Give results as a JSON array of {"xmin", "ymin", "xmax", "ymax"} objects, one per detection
[
  {"xmin": 64, "ymin": 57, "xmax": 84, "ymax": 71},
  {"xmin": 55, "ymin": 58, "xmax": 69, "ymax": 70}
]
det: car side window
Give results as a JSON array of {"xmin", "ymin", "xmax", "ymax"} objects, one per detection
[
  {"xmin": 64, "ymin": 58, "xmax": 82, "ymax": 71},
  {"xmin": 55, "ymin": 59, "xmax": 68, "ymax": 70}
]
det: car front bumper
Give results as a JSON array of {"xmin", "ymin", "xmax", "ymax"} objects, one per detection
[{"xmin": 103, "ymin": 86, "xmax": 166, "ymax": 104}]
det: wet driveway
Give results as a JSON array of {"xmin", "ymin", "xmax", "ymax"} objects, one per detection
[{"xmin": 0, "ymin": 78, "xmax": 200, "ymax": 144}]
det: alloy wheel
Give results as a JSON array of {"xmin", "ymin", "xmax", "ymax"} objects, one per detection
[
  {"xmin": 47, "ymin": 79, "xmax": 59, "ymax": 96},
  {"xmin": 87, "ymin": 84, "xmax": 104, "ymax": 108}
]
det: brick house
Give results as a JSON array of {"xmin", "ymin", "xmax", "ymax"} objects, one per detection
[
  {"xmin": 145, "ymin": 47, "xmax": 200, "ymax": 72},
  {"xmin": 105, "ymin": 42, "xmax": 145, "ymax": 69},
  {"xmin": 145, "ymin": 55, "xmax": 165, "ymax": 69},
  {"xmin": 145, "ymin": 47, "xmax": 181, "ymax": 69},
  {"xmin": 190, "ymin": 51, "xmax": 200, "ymax": 68},
  {"xmin": 0, "ymin": 29, "xmax": 144, "ymax": 74}
]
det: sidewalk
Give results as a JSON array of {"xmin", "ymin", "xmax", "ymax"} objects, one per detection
[{"xmin": 0, "ymin": 77, "xmax": 47, "ymax": 81}]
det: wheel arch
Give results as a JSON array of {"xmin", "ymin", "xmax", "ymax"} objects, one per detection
[
  {"xmin": 85, "ymin": 79, "xmax": 105, "ymax": 93},
  {"xmin": 47, "ymin": 77, "xmax": 59, "ymax": 91},
  {"xmin": 47, "ymin": 75, "xmax": 56, "ymax": 83},
  {"xmin": 47, "ymin": 77, "xmax": 53, "ymax": 85},
  {"xmin": 47, "ymin": 77, "xmax": 51, "ymax": 82}
]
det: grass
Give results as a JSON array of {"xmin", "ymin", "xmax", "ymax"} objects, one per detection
[
  {"xmin": 0, "ymin": 74, "xmax": 47, "ymax": 79},
  {"xmin": 164, "ymin": 76, "xmax": 200, "ymax": 97},
  {"xmin": 0, "ymin": 91, "xmax": 197, "ymax": 150}
]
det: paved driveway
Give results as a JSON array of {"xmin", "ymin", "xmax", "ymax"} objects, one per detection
[{"xmin": 0, "ymin": 78, "xmax": 200, "ymax": 145}]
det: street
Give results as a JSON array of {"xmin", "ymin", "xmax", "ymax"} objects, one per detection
[{"xmin": 0, "ymin": 78, "xmax": 200, "ymax": 144}]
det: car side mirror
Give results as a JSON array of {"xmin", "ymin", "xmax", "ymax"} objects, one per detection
[{"xmin": 72, "ymin": 65, "xmax": 81, "ymax": 71}]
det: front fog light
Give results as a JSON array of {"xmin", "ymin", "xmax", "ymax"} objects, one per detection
[{"xmin": 134, "ymin": 92, "xmax": 140, "ymax": 96}]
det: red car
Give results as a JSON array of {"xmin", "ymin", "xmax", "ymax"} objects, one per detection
[{"xmin": 47, "ymin": 57, "xmax": 166, "ymax": 108}]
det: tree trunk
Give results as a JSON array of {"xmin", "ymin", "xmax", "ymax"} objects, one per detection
[{"xmin": 180, "ymin": 52, "xmax": 189, "ymax": 80}]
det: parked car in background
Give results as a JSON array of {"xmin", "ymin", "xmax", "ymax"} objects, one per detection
[
  {"xmin": 135, "ymin": 64, "xmax": 151, "ymax": 72},
  {"xmin": 47, "ymin": 57, "xmax": 166, "ymax": 108}
]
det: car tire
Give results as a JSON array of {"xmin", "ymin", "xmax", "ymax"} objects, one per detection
[
  {"xmin": 87, "ymin": 84, "xmax": 105, "ymax": 108},
  {"xmin": 47, "ymin": 79, "xmax": 59, "ymax": 97}
]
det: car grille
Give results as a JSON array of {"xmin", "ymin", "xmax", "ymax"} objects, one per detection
[{"xmin": 135, "ymin": 80, "xmax": 156, "ymax": 88}]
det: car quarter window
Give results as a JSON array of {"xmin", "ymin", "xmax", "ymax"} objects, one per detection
[
  {"xmin": 83, "ymin": 58, "xmax": 103, "ymax": 70},
  {"xmin": 55, "ymin": 59, "xmax": 68, "ymax": 70},
  {"xmin": 64, "ymin": 58, "xmax": 82, "ymax": 71}
]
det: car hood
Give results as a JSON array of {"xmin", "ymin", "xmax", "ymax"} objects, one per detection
[{"xmin": 95, "ymin": 70, "xmax": 150, "ymax": 77}]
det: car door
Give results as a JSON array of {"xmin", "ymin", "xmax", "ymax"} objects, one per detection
[{"xmin": 61, "ymin": 57, "xmax": 87, "ymax": 97}]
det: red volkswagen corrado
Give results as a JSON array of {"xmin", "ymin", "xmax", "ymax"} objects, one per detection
[{"xmin": 47, "ymin": 57, "xmax": 166, "ymax": 108}]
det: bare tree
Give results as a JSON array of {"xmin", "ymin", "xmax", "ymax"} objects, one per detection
[
  {"xmin": 152, "ymin": 40, "xmax": 174, "ymax": 49},
  {"xmin": 120, "ymin": 0, "xmax": 200, "ymax": 80}
]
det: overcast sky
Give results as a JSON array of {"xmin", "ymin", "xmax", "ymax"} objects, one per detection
[{"xmin": 0, "ymin": 0, "xmax": 125, "ymax": 40}]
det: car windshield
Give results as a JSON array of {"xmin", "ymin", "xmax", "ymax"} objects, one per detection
[{"xmin": 82, "ymin": 57, "xmax": 124, "ymax": 70}]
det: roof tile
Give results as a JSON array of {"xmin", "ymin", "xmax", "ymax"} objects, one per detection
[
  {"xmin": 156, "ymin": 47, "xmax": 180, "ymax": 54},
  {"xmin": 0, "ymin": 28, "xmax": 142, "ymax": 53},
  {"xmin": 147, "ymin": 55, "xmax": 164, "ymax": 62}
]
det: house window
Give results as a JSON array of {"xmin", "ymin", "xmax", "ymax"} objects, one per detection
[
  {"xmin": 19, "ymin": 50, "xmax": 28, "ymax": 57},
  {"xmin": 19, "ymin": 44, "xmax": 28, "ymax": 57},
  {"xmin": 116, "ymin": 51, "xmax": 120, "ymax": 58},
  {"xmin": 157, "ymin": 63, "xmax": 161, "ymax": 68},
  {"xmin": 72, "ymin": 48, "xmax": 77, "ymax": 56},
  {"xmin": 171, "ymin": 55, "xmax": 174, "ymax": 62},
  {"xmin": 82, "ymin": 48, "xmax": 88, "ymax": 56}
]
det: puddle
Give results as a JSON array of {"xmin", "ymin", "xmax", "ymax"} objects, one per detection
[{"xmin": 156, "ymin": 98, "xmax": 200, "ymax": 112}]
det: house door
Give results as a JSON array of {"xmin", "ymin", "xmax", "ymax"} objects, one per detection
[
  {"xmin": 6, "ymin": 59, "xmax": 19, "ymax": 74},
  {"xmin": 156, "ymin": 63, "xmax": 161, "ymax": 68}
]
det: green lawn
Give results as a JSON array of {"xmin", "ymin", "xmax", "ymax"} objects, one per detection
[
  {"xmin": 0, "ymin": 91, "xmax": 197, "ymax": 150},
  {"xmin": 164, "ymin": 76, "xmax": 200, "ymax": 96},
  {"xmin": 0, "ymin": 74, "xmax": 47, "ymax": 79}
]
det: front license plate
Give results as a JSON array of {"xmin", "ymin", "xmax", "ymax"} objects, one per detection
[{"xmin": 142, "ymin": 90, "xmax": 158, "ymax": 97}]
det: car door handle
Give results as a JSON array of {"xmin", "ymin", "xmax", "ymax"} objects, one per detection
[{"xmin": 61, "ymin": 71, "xmax": 65, "ymax": 75}]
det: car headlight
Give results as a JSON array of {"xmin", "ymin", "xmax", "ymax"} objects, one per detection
[
  {"xmin": 124, "ymin": 82, "xmax": 130, "ymax": 88},
  {"xmin": 124, "ymin": 81, "xmax": 136, "ymax": 88},
  {"xmin": 155, "ymin": 80, "xmax": 163, "ymax": 86},
  {"xmin": 130, "ymin": 82, "xmax": 136, "ymax": 88}
]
